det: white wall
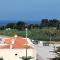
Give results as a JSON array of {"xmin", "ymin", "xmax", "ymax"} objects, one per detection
[
  {"xmin": 0, "ymin": 48, "xmax": 36, "ymax": 60},
  {"xmin": 35, "ymin": 43, "xmax": 60, "ymax": 60}
]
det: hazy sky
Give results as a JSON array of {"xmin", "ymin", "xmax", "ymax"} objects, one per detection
[{"xmin": 0, "ymin": 0, "xmax": 60, "ymax": 22}]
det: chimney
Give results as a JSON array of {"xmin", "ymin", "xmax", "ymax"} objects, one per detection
[
  {"xmin": 14, "ymin": 34, "xmax": 18, "ymax": 38},
  {"xmin": 10, "ymin": 39, "xmax": 15, "ymax": 49}
]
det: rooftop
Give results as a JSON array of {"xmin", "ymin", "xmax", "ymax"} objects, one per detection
[{"xmin": 0, "ymin": 36, "xmax": 32, "ymax": 49}]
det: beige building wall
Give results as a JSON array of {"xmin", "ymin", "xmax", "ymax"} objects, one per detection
[{"xmin": 0, "ymin": 49, "xmax": 36, "ymax": 60}]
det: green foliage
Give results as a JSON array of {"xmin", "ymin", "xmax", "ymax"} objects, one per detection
[
  {"xmin": 0, "ymin": 28, "xmax": 60, "ymax": 41},
  {"xmin": 51, "ymin": 46, "xmax": 60, "ymax": 60},
  {"xmin": 52, "ymin": 58, "xmax": 60, "ymax": 60},
  {"xmin": 16, "ymin": 21, "xmax": 26, "ymax": 30},
  {"xmin": 20, "ymin": 56, "xmax": 33, "ymax": 60},
  {"xmin": 40, "ymin": 19, "xmax": 59, "ymax": 28},
  {"xmin": 0, "ymin": 19, "xmax": 60, "ymax": 41},
  {"xmin": 0, "ymin": 19, "xmax": 60, "ymax": 30},
  {"xmin": 6, "ymin": 23, "xmax": 16, "ymax": 29},
  {"xmin": 40, "ymin": 19, "xmax": 49, "ymax": 27}
]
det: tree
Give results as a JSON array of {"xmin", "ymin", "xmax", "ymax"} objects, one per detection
[
  {"xmin": 40, "ymin": 19, "xmax": 59, "ymax": 28},
  {"xmin": 6, "ymin": 23, "xmax": 16, "ymax": 29},
  {"xmin": 57, "ymin": 22, "xmax": 60, "ymax": 29},
  {"xmin": 40, "ymin": 19, "xmax": 49, "ymax": 27},
  {"xmin": 34, "ymin": 24, "xmax": 40, "ymax": 29},
  {"xmin": 16, "ymin": 21, "xmax": 25, "ymax": 30},
  {"xmin": 48, "ymin": 19, "xmax": 59, "ymax": 27},
  {"xmin": 0, "ymin": 26, "xmax": 5, "ymax": 30},
  {"xmin": 28, "ymin": 24, "xmax": 35, "ymax": 29}
]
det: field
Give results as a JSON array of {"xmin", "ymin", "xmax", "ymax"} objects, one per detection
[{"xmin": 0, "ymin": 28, "xmax": 60, "ymax": 41}]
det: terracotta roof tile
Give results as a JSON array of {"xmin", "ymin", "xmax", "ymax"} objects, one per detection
[{"xmin": 0, "ymin": 37, "xmax": 32, "ymax": 49}]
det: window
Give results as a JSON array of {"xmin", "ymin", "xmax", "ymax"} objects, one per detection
[
  {"xmin": 43, "ymin": 43, "xmax": 49, "ymax": 46},
  {"xmin": 43, "ymin": 42, "xmax": 49, "ymax": 46}
]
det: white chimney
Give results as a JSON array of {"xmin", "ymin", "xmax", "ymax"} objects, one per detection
[
  {"xmin": 10, "ymin": 44, "xmax": 13, "ymax": 49},
  {"xmin": 14, "ymin": 34, "xmax": 18, "ymax": 38},
  {"xmin": 11, "ymin": 39, "xmax": 15, "ymax": 44},
  {"xmin": 10, "ymin": 39, "xmax": 15, "ymax": 49}
]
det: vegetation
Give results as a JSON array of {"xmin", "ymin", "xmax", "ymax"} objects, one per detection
[
  {"xmin": 51, "ymin": 47, "xmax": 60, "ymax": 60},
  {"xmin": 0, "ymin": 19, "xmax": 60, "ymax": 41},
  {"xmin": 20, "ymin": 56, "xmax": 33, "ymax": 60},
  {"xmin": 1, "ymin": 19, "xmax": 60, "ymax": 30},
  {"xmin": 0, "ymin": 28, "xmax": 60, "ymax": 41},
  {"xmin": 0, "ymin": 57, "xmax": 3, "ymax": 60}
]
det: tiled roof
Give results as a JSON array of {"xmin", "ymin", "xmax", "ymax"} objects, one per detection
[{"xmin": 0, "ymin": 37, "xmax": 32, "ymax": 49}]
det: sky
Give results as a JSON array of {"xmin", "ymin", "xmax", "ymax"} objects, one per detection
[{"xmin": 0, "ymin": 0, "xmax": 60, "ymax": 24}]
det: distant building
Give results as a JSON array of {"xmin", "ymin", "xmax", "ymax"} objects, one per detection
[
  {"xmin": 6, "ymin": 28, "xmax": 11, "ymax": 31},
  {"xmin": 0, "ymin": 36, "xmax": 36, "ymax": 60}
]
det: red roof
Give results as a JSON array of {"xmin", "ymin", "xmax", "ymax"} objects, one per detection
[{"xmin": 0, "ymin": 37, "xmax": 32, "ymax": 49}]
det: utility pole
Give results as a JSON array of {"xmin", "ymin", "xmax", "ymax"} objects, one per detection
[
  {"xmin": 26, "ymin": 45, "xmax": 27, "ymax": 59},
  {"xmin": 24, "ymin": 44, "xmax": 28, "ymax": 59},
  {"xmin": 25, "ymin": 28, "xmax": 28, "ymax": 38},
  {"xmin": 25, "ymin": 28, "xmax": 28, "ymax": 59},
  {"xmin": 50, "ymin": 33, "xmax": 52, "ymax": 44}
]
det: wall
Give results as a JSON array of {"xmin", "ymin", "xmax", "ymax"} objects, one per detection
[{"xmin": 0, "ymin": 48, "xmax": 36, "ymax": 60}]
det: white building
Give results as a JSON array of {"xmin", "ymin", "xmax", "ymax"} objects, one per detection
[
  {"xmin": 35, "ymin": 41, "xmax": 60, "ymax": 60},
  {"xmin": 0, "ymin": 36, "xmax": 36, "ymax": 60}
]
